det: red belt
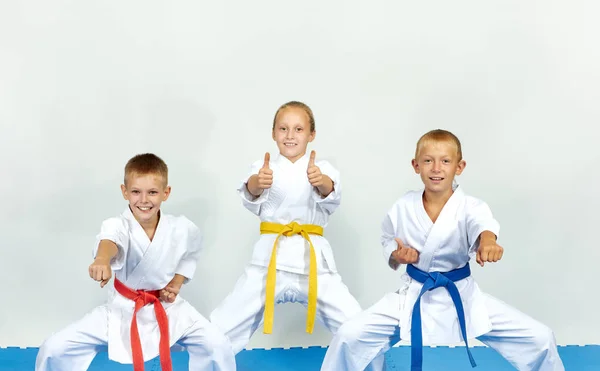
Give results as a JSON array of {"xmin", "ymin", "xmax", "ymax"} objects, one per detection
[{"xmin": 114, "ymin": 278, "xmax": 172, "ymax": 371}]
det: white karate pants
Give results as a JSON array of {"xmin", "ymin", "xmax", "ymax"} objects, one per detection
[
  {"xmin": 210, "ymin": 264, "xmax": 385, "ymax": 370},
  {"xmin": 35, "ymin": 304, "xmax": 236, "ymax": 371},
  {"xmin": 320, "ymin": 291, "xmax": 565, "ymax": 371}
]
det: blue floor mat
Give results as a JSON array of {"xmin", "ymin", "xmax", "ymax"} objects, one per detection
[{"xmin": 1, "ymin": 345, "xmax": 598, "ymax": 370}]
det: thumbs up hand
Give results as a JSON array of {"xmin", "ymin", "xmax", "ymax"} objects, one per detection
[
  {"xmin": 307, "ymin": 150, "xmax": 323, "ymax": 187},
  {"xmin": 257, "ymin": 152, "xmax": 274, "ymax": 189},
  {"xmin": 307, "ymin": 150, "xmax": 334, "ymax": 197},
  {"xmin": 246, "ymin": 152, "xmax": 274, "ymax": 197}
]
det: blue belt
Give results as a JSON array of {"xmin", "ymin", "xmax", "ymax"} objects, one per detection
[{"xmin": 406, "ymin": 263, "xmax": 476, "ymax": 371}]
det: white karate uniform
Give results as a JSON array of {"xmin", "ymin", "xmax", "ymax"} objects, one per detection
[
  {"xmin": 209, "ymin": 153, "xmax": 384, "ymax": 370},
  {"xmin": 321, "ymin": 185, "xmax": 565, "ymax": 371},
  {"xmin": 35, "ymin": 208, "xmax": 236, "ymax": 371}
]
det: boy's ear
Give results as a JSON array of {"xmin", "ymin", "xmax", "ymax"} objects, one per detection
[
  {"xmin": 411, "ymin": 159, "xmax": 420, "ymax": 173},
  {"xmin": 456, "ymin": 159, "xmax": 466, "ymax": 175},
  {"xmin": 163, "ymin": 185, "xmax": 172, "ymax": 201}
]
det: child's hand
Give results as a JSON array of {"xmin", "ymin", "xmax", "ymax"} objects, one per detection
[
  {"xmin": 160, "ymin": 285, "xmax": 180, "ymax": 303},
  {"xmin": 246, "ymin": 153, "xmax": 273, "ymax": 197},
  {"xmin": 257, "ymin": 152, "xmax": 273, "ymax": 189},
  {"xmin": 89, "ymin": 258, "xmax": 112, "ymax": 288},
  {"xmin": 160, "ymin": 274, "xmax": 185, "ymax": 303},
  {"xmin": 476, "ymin": 240, "xmax": 504, "ymax": 267},
  {"xmin": 307, "ymin": 150, "xmax": 324, "ymax": 187},
  {"xmin": 307, "ymin": 151, "xmax": 334, "ymax": 197},
  {"xmin": 391, "ymin": 238, "xmax": 419, "ymax": 265}
]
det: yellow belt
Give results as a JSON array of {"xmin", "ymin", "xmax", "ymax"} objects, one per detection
[{"xmin": 260, "ymin": 221, "xmax": 323, "ymax": 334}]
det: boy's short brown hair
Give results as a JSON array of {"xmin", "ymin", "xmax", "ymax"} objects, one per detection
[{"xmin": 124, "ymin": 153, "xmax": 168, "ymax": 186}]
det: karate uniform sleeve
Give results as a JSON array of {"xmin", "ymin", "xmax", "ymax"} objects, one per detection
[
  {"xmin": 312, "ymin": 160, "xmax": 342, "ymax": 214},
  {"xmin": 381, "ymin": 204, "xmax": 400, "ymax": 268},
  {"xmin": 175, "ymin": 218, "xmax": 203, "ymax": 283},
  {"xmin": 237, "ymin": 159, "xmax": 270, "ymax": 216},
  {"xmin": 94, "ymin": 217, "xmax": 129, "ymax": 271},
  {"xmin": 466, "ymin": 197, "xmax": 501, "ymax": 255}
]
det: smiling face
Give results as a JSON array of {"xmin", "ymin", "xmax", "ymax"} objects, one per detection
[
  {"xmin": 120, "ymin": 172, "xmax": 171, "ymax": 226},
  {"xmin": 272, "ymin": 106, "xmax": 316, "ymax": 163},
  {"xmin": 411, "ymin": 138, "xmax": 466, "ymax": 195}
]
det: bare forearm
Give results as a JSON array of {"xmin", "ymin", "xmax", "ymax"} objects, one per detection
[
  {"xmin": 316, "ymin": 175, "xmax": 334, "ymax": 197},
  {"xmin": 95, "ymin": 240, "xmax": 118, "ymax": 261},
  {"xmin": 170, "ymin": 274, "xmax": 186, "ymax": 288},
  {"xmin": 246, "ymin": 175, "xmax": 264, "ymax": 197},
  {"xmin": 479, "ymin": 230, "xmax": 497, "ymax": 245}
]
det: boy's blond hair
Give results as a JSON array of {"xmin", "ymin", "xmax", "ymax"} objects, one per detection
[
  {"xmin": 124, "ymin": 153, "xmax": 168, "ymax": 186},
  {"xmin": 415, "ymin": 129, "xmax": 463, "ymax": 161}
]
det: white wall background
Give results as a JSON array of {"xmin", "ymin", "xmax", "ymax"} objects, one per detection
[{"xmin": 1, "ymin": 0, "xmax": 598, "ymax": 350}]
